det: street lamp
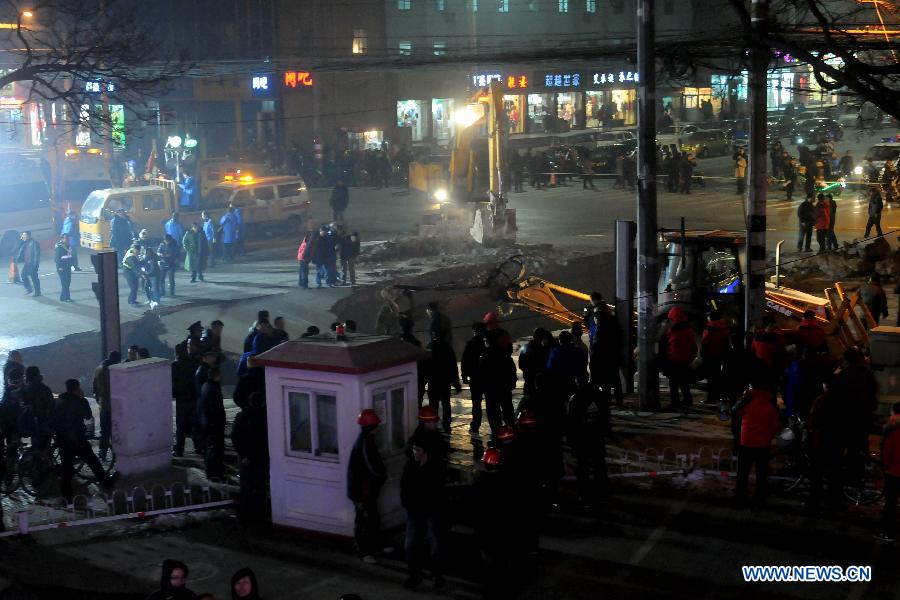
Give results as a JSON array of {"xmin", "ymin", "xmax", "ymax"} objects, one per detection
[{"xmin": 21, "ymin": 10, "xmax": 33, "ymax": 18}]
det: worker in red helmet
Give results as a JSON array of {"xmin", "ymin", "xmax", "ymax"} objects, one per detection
[
  {"xmin": 478, "ymin": 329, "xmax": 517, "ymax": 434},
  {"xmin": 660, "ymin": 306, "xmax": 698, "ymax": 409},
  {"xmin": 750, "ymin": 315, "xmax": 786, "ymax": 395},
  {"xmin": 409, "ymin": 405, "xmax": 447, "ymax": 471},
  {"xmin": 794, "ymin": 309, "xmax": 826, "ymax": 353},
  {"xmin": 347, "ymin": 408, "xmax": 387, "ymax": 564},
  {"xmin": 483, "ymin": 311, "xmax": 513, "ymax": 354}
]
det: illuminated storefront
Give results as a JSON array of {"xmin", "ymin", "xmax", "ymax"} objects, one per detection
[
  {"xmin": 396, "ymin": 99, "xmax": 425, "ymax": 142},
  {"xmin": 504, "ymin": 95, "xmax": 524, "ymax": 133},
  {"xmin": 431, "ymin": 98, "xmax": 455, "ymax": 141},
  {"xmin": 586, "ymin": 69, "xmax": 638, "ymax": 127}
]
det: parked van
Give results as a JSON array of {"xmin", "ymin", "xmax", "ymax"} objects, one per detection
[{"xmin": 79, "ymin": 175, "xmax": 308, "ymax": 251}]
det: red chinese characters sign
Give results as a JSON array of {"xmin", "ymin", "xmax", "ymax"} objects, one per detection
[{"xmin": 283, "ymin": 71, "xmax": 314, "ymax": 89}]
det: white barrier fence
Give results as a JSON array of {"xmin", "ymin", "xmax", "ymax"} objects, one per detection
[
  {"xmin": 604, "ymin": 446, "xmax": 739, "ymax": 479},
  {"xmin": 1, "ymin": 480, "xmax": 234, "ymax": 537}
]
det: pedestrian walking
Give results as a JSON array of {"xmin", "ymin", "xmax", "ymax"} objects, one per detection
[
  {"xmin": 734, "ymin": 148, "xmax": 747, "ymax": 194},
  {"xmin": 865, "ymin": 187, "xmax": 884, "ymax": 238},
  {"xmin": 147, "ymin": 559, "xmax": 197, "ymax": 600},
  {"xmin": 330, "ymin": 179, "xmax": 350, "ymax": 222},
  {"xmin": 54, "ymin": 234, "xmax": 74, "ymax": 302},
  {"xmin": 230, "ymin": 568, "xmax": 261, "ymax": 600},
  {"xmin": 796, "ymin": 195, "xmax": 814, "ymax": 252},
  {"xmin": 60, "ymin": 210, "xmax": 81, "ymax": 271},
  {"xmin": 859, "ymin": 273, "xmax": 889, "ymax": 325},
  {"xmin": 875, "ymin": 402, "xmax": 900, "ymax": 542},
  {"xmin": 296, "ymin": 228, "xmax": 316, "ymax": 289},
  {"xmin": 219, "ymin": 208, "xmax": 238, "ymax": 262},
  {"xmin": 813, "ymin": 194, "xmax": 830, "ymax": 254},
  {"xmin": 231, "ymin": 392, "xmax": 270, "ymax": 522},
  {"xmin": 122, "ymin": 243, "xmax": 141, "ymax": 305},
  {"xmin": 16, "ymin": 231, "xmax": 40, "ymax": 296},
  {"xmin": 347, "ymin": 409, "xmax": 387, "ymax": 563},
  {"xmin": 732, "ymin": 379, "xmax": 779, "ymax": 506},
  {"xmin": 158, "ymin": 234, "xmax": 180, "ymax": 297},
  {"xmin": 425, "ymin": 333, "xmax": 461, "ymax": 432},
  {"xmin": 462, "ymin": 323, "xmax": 487, "ymax": 433},
  {"xmin": 198, "ymin": 366, "xmax": 226, "ymax": 479},
  {"xmin": 50, "ymin": 379, "xmax": 117, "ymax": 503},
  {"xmin": 660, "ymin": 307, "xmax": 697, "ymax": 408},
  {"xmin": 183, "ymin": 224, "xmax": 207, "ymax": 283},
  {"xmin": 340, "ymin": 231, "xmax": 360, "ymax": 286},
  {"xmin": 401, "ymin": 432, "xmax": 446, "ymax": 590}
]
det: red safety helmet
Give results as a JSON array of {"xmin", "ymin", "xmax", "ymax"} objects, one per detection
[
  {"xmin": 667, "ymin": 307, "xmax": 686, "ymax": 323},
  {"xmin": 357, "ymin": 408, "xmax": 381, "ymax": 427},
  {"xmin": 418, "ymin": 405, "xmax": 439, "ymax": 422},
  {"xmin": 482, "ymin": 447, "xmax": 503, "ymax": 468},
  {"xmin": 517, "ymin": 410, "xmax": 538, "ymax": 429},
  {"xmin": 483, "ymin": 311, "xmax": 500, "ymax": 326},
  {"xmin": 494, "ymin": 425, "xmax": 516, "ymax": 443}
]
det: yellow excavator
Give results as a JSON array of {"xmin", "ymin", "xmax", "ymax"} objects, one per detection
[
  {"xmin": 414, "ymin": 81, "xmax": 516, "ymax": 244},
  {"xmin": 499, "ymin": 230, "xmax": 874, "ymax": 359}
]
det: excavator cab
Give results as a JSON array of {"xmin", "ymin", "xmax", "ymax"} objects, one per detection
[{"xmin": 657, "ymin": 230, "xmax": 746, "ymax": 324}]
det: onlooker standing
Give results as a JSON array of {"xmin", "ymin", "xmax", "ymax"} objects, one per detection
[
  {"xmin": 826, "ymin": 193, "xmax": 838, "ymax": 250},
  {"xmin": 198, "ymin": 366, "xmax": 225, "ymax": 478},
  {"xmin": 865, "ymin": 187, "xmax": 884, "ymax": 238},
  {"xmin": 426, "ymin": 302, "xmax": 453, "ymax": 345},
  {"xmin": 109, "ymin": 208, "xmax": 135, "ymax": 263},
  {"xmin": 147, "ymin": 559, "xmax": 197, "ymax": 600},
  {"xmin": 219, "ymin": 207, "xmax": 238, "ymax": 262},
  {"xmin": 54, "ymin": 234, "xmax": 74, "ymax": 302},
  {"xmin": 92, "ymin": 351, "xmax": 119, "ymax": 461},
  {"xmin": 586, "ymin": 296, "xmax": 623, "ymax": 406},
  {"xmin": 425, "ymin": 334, "xmax": 461, "ymax": 432},
  {"xmin": 164, "ymin": 212, "xmax": 184, "ymax": 249},
  {"xmin": 347, "ymin": 409, "xmax": 387, "ymax": 563},
  {"xmin": 330, "ymin": 179, "xmax": 350, "ymax": 222},
  {"xmin": 158, "ymin": 234, "xmax": 180, "ymax": 297},
  {"xmin": 171, "ymin": 343, "xmax": 197, "ymax": 457},
  {"xmin": 796, "ymin": 195, "xmax": 814, "ymax": 252},
  {"xmin": 122, "ymin": 244, "xmax": 141, "ymax": 305},
  {"xmin": 660, "ymin": 307, "xmax": 697, "ymax": 408},
  {"xmin": 340, "ymin": 231, "xmax": 360, "ymax": 286},
  {"xmin": 231, "ymin": 392, "xmax": 270, "ymax": 522},
  {"xmin": 16, "ymin": 231, "xmax": 40, "ymax": 297},
  {"xmin": 183, "ymin": 224, "xmax": 207, "ymax": 283},
  {"xmin": 60, "ymin": 210, "xmax": 81, "ymax": 271},
  {"xmin": 202, "ymin": 211, "xmax": 217, "ymax": 267},
  {"xmin": 400, "ymin": 432, "xmax": 446, "ymax": 590},
  {"xmin": 732, "ymin": 379, "xmax": 780, "ymax": 506},
  {"xmin": 272, "ymin": 316, "xmax": 289, "ymax": 343},
  {"xmin": 859, "ymin": 273, "xmax": 889, "ymax": 326},
  {"xmin": 734, "ymin": 148, "xmax": 747, "ymax": 194},
  {"xmin": 312, "ymin": 226, "xmax": 337, "ymax": 288},
  {"xmin": 461, "ymin": 322, "xmax": 487, "ymax": 433},
  {"xmin": 876, "ymin": 402, "xmax": 900, "ymax": 542},
  {"xmin": 813, "ymin": 194, "xmax": 830, "ymax": 254},
  {"xmin": 296, "ymin": 228, "xmax": 316, "ymax": 289},
  {"xmin": 479, "ymin": 329, "xmax": 517, "ymax": 433},
  {"xmin": 783, "ymin": 156, "xmax": 797, "ymax": 201},
  {"xmin": 230, "ymin": 568, "xmax": 261, "ymax": 600}
]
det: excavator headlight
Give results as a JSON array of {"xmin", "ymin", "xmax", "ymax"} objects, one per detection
[{"xmin": 433, "ymin": 188, "xmax": 449, "ymax": 203}]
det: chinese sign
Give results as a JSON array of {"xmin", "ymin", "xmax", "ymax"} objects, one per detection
[
  {"xmin": 250, "ymin": 73, "xmax": 275, "ymax": 97},
  {"xmin": 540, "ymin": 73, "xmax": 583, "ymax": 89},
  {"xmin": 471, "ymin": 72, "xmax": 529, "ymax": 90},
  {"xmin": 85, "ymin": 81, "xmax": 116, "ymax": 94},
  {"xmin": 283, "ymin": 70, "xmax": 314, "ymax": 89},
  {"xmin": 591, "ymin": 71, "xmax": 639, "ymax": 86}
]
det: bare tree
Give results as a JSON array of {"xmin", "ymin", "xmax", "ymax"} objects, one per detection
[
  {"xmin": 0, "ymin": 0, "xmax": 189, "ymax": 141},
  {"xmin": 725, "ymin": 0, "xmax": 900, "ymax": 119}
]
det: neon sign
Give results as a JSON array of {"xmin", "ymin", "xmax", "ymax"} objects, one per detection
[{"xmin": 284, "ymin": 71, "xmax": 314, "ymax": 88}]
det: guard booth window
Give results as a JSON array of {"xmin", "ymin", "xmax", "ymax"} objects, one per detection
[
  {"xmin": 372, "ymin": 387, "xmax": 406, "ymax": 454},
  {"xmin": 287, "ymin": 391, "xmax": 339, "ymax": 459}
]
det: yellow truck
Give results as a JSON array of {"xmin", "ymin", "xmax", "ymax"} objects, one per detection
[{"xmin": 79, "ymin": 175, "xmax": 309, "ymax": 251}]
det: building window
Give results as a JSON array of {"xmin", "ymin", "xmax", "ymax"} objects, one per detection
[
  {"xmin": 436, "ymin": 0, "xmax": 445, "ymax": 9},
  {"xmin": 664, "ymin": 0, "xmax": 673, "ymax": 14},
  {"xmin": 372, "ymin": 387, "xmax": 408, "ymax": 454},
  {"xmin": 498, "ymin": 0, "xmax": 509, "ymax": 11},
  {"xmin": 433, "ymin": 41, "xmax": 446, "ymax": 56},
  {"xmin": 558, "ymin": 0, "xmax": 568, "ymax": 11},
  {"xmin": 352, "ymin": 29, "xmax": 367, "ymax": 55},
  {"xmin": 398, "ymin": 0, "xmax": 411, "ymax": 9},
  {"xmin": 586, "ymin": 0, "xmax": 596, "ymax": 12},
  {"xmin": 287, "ymin": 391, "xmax": 339, "ymax": 458},
  {"xmin": 399, "ymin": 41, "xmax": 412, "ymax": 56}
]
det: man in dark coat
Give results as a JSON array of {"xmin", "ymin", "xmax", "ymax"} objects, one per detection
[
  {"xmin": 147, "ymin": 558, "xmax": 197, "ymax": 600},
  {"xmin": 329, "ymin": 179, "xmax": 350, "ymax": 222},
  {"xmin": 50, "ymin": 379, "xmax": 116, "ymax": 502},
  {"xmin": 400, "ymin": 432, "xmax": 446, "ymax": 590},
  {"xmin": 109, "ymin": 209, "xmax": 135, "ymax": 264},
  {"xmin": 826, "ymin": 193, "xmax": 839, "ymax": 250},
  {"xmin": 347, "ymin": 409, "xmax": 387, "ymax": 562},
  {"xmin": 198, "ymin": 367, "xmax": 225, "ymax": 478},
  {"xmin": 171, "ymin": 343, "xmax": 198, "ymax": 457},
  {"xmin": 16, "ymin": 231, "xmax": 40, "ymax": 296},
  {"xmin": 231, "ymin": 392, "xmax": 269, "ymax": 521},
  {"xmin": 797, "ymin": 195, "xmax": 814, "ymax": 252},
  {"xmin": 425, "ymin": 335, "xmax": 461, "ymax": 432},
  {"xmin": 860, "ymin": 273, "xmax": 889, "ymax": 326},
  {"xmin": 461, "ymin": 322, "xmax": 487, "ymax": 433},
  {"xmin": 479, "ymin": 329, "xmax": 517, "ymax": 433},
  {"xmin": 54, "ymin": 234, "xmax": 74, "ymax": 302},
  {"xmin": 585, "ymin": 295, "xmax": 623, "ymax": 406}
]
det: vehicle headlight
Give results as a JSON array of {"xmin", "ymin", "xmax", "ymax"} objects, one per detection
[
  {"xmin": 797, "ymin": 137, "xmax": 804, "ymax": 144},
  {"xmin": 853, "ymin": 166, "xmax": 863, "ymax": 175},
  {"xmin": 433, "ymin": 188, "xmax": 449, "ymax": 203}
]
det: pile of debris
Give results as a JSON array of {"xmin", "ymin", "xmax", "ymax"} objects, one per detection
[{"xmin": 781, "ymin": 236, "xmax": 900, "ymax": 282}]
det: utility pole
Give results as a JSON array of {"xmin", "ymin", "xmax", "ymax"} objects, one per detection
[
  {"xmin": 636, "ymin": 0, "xmax": 659, "ymax": 410},
  {"xmin": 745, "ymin": 0, "xmax": 769, "ymax": 337}
]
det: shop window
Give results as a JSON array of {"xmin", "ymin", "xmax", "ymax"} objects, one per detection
[
  {"xmin": 398, "ymin": 0, "xmax": 411, "ymax": 9},
  {"xmin": 558, "ymin": 0, "xmax": 568, "ymax": 12},
  {"xmin": 399, "ymin": 41, "xmax": 412, "ymax": 56},
  {"xmin": 586, "ymin": 0, "xmax": 596, "ymax": 12},
  {"xmin": 498, "ymin": 0, "xmax": 509, "ymax": 11},
  {"xmin": 142, "ymin": 194, "xmax": 164, "ymax": 211},
  {"xmin": 435, "ymin": 0, "xmax": 445, "ymax": 10},
  {"xmin": 287, "ymin": 391, "xmax": 339, "ymax": 458},
  {"xmin": 372, "ymin": 387, "xmax": 408, "ymax": 454},
  {"xmin": 352, "ymin": 29, "xmax": 367, "ymax": 55},
  {"xmin": 254, "ymin": 186, "xmax": 275, "ymax": 202},
  {"xmin": 433, "ymin": 41, "xmax": 446, "ymax": 56}
]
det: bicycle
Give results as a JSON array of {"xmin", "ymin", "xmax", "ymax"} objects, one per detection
[
  {"xmin": 843, "ymin": 452, "xmax": 885, "ymax": 507},
  {"xmin": 770, "ymin": 415, "xmax": 811, "ymax": 496}
]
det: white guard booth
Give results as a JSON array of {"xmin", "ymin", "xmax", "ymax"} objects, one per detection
[
  {"xmin": 108, "ymin": 357, "xmax": 173, "ymax": 477},
  {"xmin": 251, "ymin": 334, "xmax": 428, "ymax": 536}
]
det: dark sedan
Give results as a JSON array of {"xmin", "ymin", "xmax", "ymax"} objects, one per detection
[{"xmin": 792, "ymin": 118, "xmax": 844, "ymax": 145}]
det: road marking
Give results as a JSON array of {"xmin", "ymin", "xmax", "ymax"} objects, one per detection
[
  {"xmin": 579, "ymin": 234, "xmax": 607, "ymax": 237},
  {"xmin": 626, "ymin": 499, "xmax": 686, "ymax": 567}
]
